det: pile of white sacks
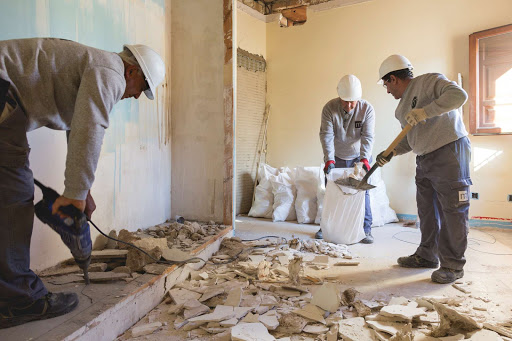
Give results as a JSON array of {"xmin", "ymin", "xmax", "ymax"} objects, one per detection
[{"xmin": 248, "ymin": 164, "xmax": 398, "ymax": 227}]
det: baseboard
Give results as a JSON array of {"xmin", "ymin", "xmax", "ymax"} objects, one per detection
[{"xmin": 396, "ymin": 214, "xmax": 512, "ymax": 229}]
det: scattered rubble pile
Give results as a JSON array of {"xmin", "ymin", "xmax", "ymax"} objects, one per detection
[
  {"xmin": 119, "ymin": 237, "xmax": 512, "ymax": 340},
  {"xmin": 38, "ymin": 220, "xmax": 227, "ymax": 283}
]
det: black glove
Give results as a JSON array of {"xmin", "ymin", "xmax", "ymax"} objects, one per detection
[
  {"xmin": 376, "ymin": 150, "xmax": 396, "ymax": 167},
  {"xmin": 324, "ymin": 161, "xmax": 335, "ymax": 174}
]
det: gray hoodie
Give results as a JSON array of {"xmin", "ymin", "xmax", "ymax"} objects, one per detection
[
  {"xmin": 394, "ymin": 73, "xmax": 468, "ymax": 156},
  {"xmin": 320, "ymin": 98, "xmax": 375, "ymax": 162},
  {"xmin": 0, "ymin": 38, "xmax": 126, "ymax": 200}
]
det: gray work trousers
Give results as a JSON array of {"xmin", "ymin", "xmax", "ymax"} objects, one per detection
[
  {"xmin": 415, "ymin": 136, "xmax": 471, "ymax": 271},
  {"xmin": 0, "ymin": 88, "xmax": 48, "ymax": 308}
]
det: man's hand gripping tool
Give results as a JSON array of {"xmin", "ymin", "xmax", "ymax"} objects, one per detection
[{"xmin": 33, "ymin": 179, "xmax": 92, "ymax": 284}]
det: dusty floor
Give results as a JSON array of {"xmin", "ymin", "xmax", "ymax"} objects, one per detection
[{"xmin": 117, "ymin": 217, "xmax": 512, "ymax": 340}]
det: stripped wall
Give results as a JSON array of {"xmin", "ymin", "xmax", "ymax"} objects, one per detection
[
  {"xmin": 170, "ymin": 0, "xmax": 226, "ymax": 223},
  {"xmin": 0, "ymin": 0, "xmax": 171, "ymax": 271}
]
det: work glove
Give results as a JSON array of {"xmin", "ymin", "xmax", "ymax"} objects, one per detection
[
  {"xmin": 405, "ymin": 108, "xmax": 427, "ymax": 126},
  {"xmin": 376, "ymin": 150, "xmax": 396, "ymax": 167},
  {"xmin": 324, "ymin": 160, "xmax": 335, "ymax": 174},
  {"xmin": 361, "ymin": 158, "xmax": 370, "ymax": 172}
]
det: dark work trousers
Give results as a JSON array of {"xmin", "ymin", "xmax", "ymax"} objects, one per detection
[
  {"xmin": 334, "ymin": 156, "xmax": 372, "ymax": 234},
  {"xmin": 415, "ymin": 136, "xmax": 471, "ymax": 271},
  {"xmin": 0, "ymin": 90, "xmax": 48, "ymax": 308}
]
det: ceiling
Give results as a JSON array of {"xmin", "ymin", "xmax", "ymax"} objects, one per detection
[{"xmin": 238, "ymin": 0, "xmax": 338, "ymax": 15}]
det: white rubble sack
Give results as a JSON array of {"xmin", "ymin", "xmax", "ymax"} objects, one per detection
[
  {"xmin": 367, "ymin": 167, "xmax": 399, "ymax": 226},
  {"xmin": 294, "ymin": 166, "xmax": 320, "ymax": 224},
  {"xmin": 271, "ymin": 167, "xmax": 297, "ymax": 222},
  {"xmin": 314, "ymin": 165, "xmax": 326, "ymax": 224},
  {"xmin": 248, "ymin": 164, "xmax": 279, "ymax": 219},
  {"xmin": 321, "ymin": 167, "xmax": 366, "ymax": 244}
]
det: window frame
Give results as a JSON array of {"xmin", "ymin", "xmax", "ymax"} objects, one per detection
[{"xmin": 469, "ymin": 23, "xmax": 512, "ymax": 135}]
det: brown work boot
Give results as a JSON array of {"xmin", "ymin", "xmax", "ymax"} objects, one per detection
[
  {"xmin": 0, "ymin": 292, "xmax": 79, "ymax": 329},
  {"xmin": 431, "ymin": 267, "xmax": 464, "ymax": 284},
  {"xmin": 397, "ymin": 253, "xmax": 439, "ymax": 268}
]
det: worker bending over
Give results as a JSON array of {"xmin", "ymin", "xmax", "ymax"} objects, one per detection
[
  {"xmin": 0, "ymin": 38, "xmax": 165, "ymax": 327},
  {"xmin": 318, "ymin": 75, "xmax": 375, "ymax": 244},
  {"xmin": 376, "ymin": 55, "xmax": 470, "ymax": 284}
]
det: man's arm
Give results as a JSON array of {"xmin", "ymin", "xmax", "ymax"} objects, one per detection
[
  {"xmin": 360, "ymin": 104, "xmax": 375, "ymax": 161},
  {"xmin": 63, "ymin": 67, "xmax": 124, "ymax": 200},
  {"xmin": 319, "ymin": 105, "xmax": 335, "ymax": 163},
  {"xmin": 423, "ymin": 73, "xmax": 468, "ymax": 118}
]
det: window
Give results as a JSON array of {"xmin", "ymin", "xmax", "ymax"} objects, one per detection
[{"xmin": 469, "ymin": 24, "xmax": 512, "ymax": 135}]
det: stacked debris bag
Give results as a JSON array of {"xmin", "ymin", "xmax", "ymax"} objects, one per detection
[{"xmin": 247, "ymin": 162, "xmax": 398, "ymax": 228}]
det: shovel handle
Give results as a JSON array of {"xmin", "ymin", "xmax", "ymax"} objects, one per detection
[
  {"xmin": 382, "ymin": 124, "xmax": 413, "ymax": 157},
  {"xmin": 359, "ymin": 124, "xmax": 413, "ymax": 187}
]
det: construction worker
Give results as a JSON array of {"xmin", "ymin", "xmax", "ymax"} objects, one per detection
[
  {"xmin": 376, "ymin": 55, "xmax": 470, "ymax": 284},
  {"xmin": 318, "ymin": 74, "xmax": 375, "ymax": 244},
  {"xmin": 0, "ymin": 38, "xmax": 165, "ymax": 328}
]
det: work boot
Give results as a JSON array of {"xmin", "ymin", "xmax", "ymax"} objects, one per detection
[
  {"xmin": 397, "ymin": 253, "xmax": 439, "ymax": 268},
  {"xmin": 431, "ymin": 267, "xmax": 464, "ymax": 284},
  {"xmin": 0, "ymin": 292, "xmax": 79, "ymax": 329},
  {"xmin": 314, "ymin": 229, "xmax": 323, "ymax": 239},
  {"xmin": 360, "ymin": 232, "xmax": 374, "ymax": 244}
]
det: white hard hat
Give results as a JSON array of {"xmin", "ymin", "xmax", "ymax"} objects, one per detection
[
  {"xmin": 378, "ymin": 54, "xmax": 413, "ymax": 83},
  {"xmin": 123, "ymin": 44, "xmax": 165, "ymax": 100},
  {"xmin": 337, "ymin": 75, "xmax": 362, "ymax": 101}
]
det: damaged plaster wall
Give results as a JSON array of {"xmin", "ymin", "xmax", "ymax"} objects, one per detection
[
  {"xmin": 264, "ymin": 0, "xmax": 512, "ymax": 218},
  {"xmin": 0, "ymin": 0, "xmax": 172, "ymax": 271},
  {"xmin": 171, "ymin": 0, "xmax": 225, "ymax": 222}
]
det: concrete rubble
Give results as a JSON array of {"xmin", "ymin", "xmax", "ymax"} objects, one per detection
[
  {"xmin": 115, "ymin": 236, "xmax": 511, "ymax": 341},
  {"xmin": 38, "ymin": 220, "xmax": 228, "ymax": 283}
]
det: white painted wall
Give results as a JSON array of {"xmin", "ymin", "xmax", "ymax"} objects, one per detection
[
  {"xmin": 1, "ymin": 0, "xmax": 171, "ymax": 271},
  {"xmin": 237, "ymin": 9, "xmax": 267, "ymax": 58},
  {"xmin": 262, "ymin": 0, "xmax": 512, "ymax": 219},
  {"xmin": 170, "ymin": 0, "xmax": 225, "ymax": 222}
]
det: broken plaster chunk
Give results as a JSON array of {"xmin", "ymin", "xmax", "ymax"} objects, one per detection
[
  {"xmin": 326, "ymin": 324, "xmax": 339, "ymax": 341},
  {"xmin": 352, "ymin": 300, "xmax": 372, "ymax": 317},
  {"xmin": 143, "ymin": 263, "xmax": 169, "ymax": 275},
  {"xmin": 199, "ymin": 287, "xmax": 225, "ymax": 302},
  {"xmin": 288, "ymin": 255, "xmax": 303, "ymax": 285},
  {"xmin": 388, "ymin": 296, "xmax": 409, "ymax": 306},
  {"xmin": 241, "ymin": 312, "xmax": 260, "ymax": 323},
  {"xmin": 431, "ymin": 302, "xmax": 482, "ymax": 338},
  {"xmin": 366, "ymin": 320, "xmax": 408, "ymax": 336},
  {"xmin": 379, "ymin": 304, "xmax": 427, "ymax": 321},
  {"xmin": 183, "ymin": 302, "xmax": 211, "ymax": 320},
  {"xmin": 219, "ymin": 318, "xmax": 238, "ymax": 327},
  {"xmin": 161, "ymin": 247, "xmax": 197, "ymax": 263},
  {"xmin": 259, "ymin": 312, "xmax": 280, "ymax": 330},
  {"xmin": 231, "ymin": 323, "xmax": 275, "ymax": 341},
  {"xmin": 87, "ymin": 272, "xmax": 130, "ymax": 282},
  {"xmin": 277, "ymin": 313, "xmax": 308, "ymax": 334},
  {"xmin": 133, "ymin": 237, "xmax": 168, "ymax": 252},
  {"xmin": 169, "ymin": 288, "xmax": 202, "ymax": 306},
  {"xmin": 466, "ymin": 329, "xmax": 503, "ymax": 340},
  {"xmin": 224, "ymin": 287, "xmax": 243, "ymax": 307},
  {"xmin": 303, "ymin": 324, "xmax": 329, "ymax": 335},
  {"xmin": 338, "ymin": 317, "xmax": 374, "ymax": 341},
  {"xmin": 257, "ymin": 260, "xmax": 271, "ymax": 280},
  {"xmin": 188, "ymin": 305, "xmax": 235, "ymax": 323},
  {"xmin": 310, "ymin": 283, "xmax": 341, "ymax": 313},
  {"xmin": 293, "ymin": 303, "xmax": 326, "ymax": 324},
  {"xmin": 234, "ymin": 307, "xmax": 253, "ymax": 319},
  {"xmin": 438, "ymin": 334, "xmax": 465, "ymax": 341},
  {"xmin": 131, "ymin": 322, "xmax": 162, "ymax": 337}
]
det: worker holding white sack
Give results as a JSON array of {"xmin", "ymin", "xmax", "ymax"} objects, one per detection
[
  {"xmin": 376, "ymin": 55, "xmax": 470, "ymax": 284},
  {"xmin": 318, "ymin": 74, "xmax": 375, "ymax": 244}
]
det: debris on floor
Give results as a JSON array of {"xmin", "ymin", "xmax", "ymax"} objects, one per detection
[
  {"xmin": 37, "ymin": 220, "xmax": 227, "ymax": 283},
  {"xmin": 117, "ymin": 236, "xmax": 511, "ymax": 340}
]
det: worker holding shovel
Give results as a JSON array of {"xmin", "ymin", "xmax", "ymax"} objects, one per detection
[
  {"xmin": 376, "ymin": 55, "xmax": 471, "ymax": 284},
  {"xmin": 318, "ymin": 75, "xmax": 376, "ymax": 244}
]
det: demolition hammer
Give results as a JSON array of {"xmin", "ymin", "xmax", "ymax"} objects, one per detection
[{"xmin": 34, "ymin": 179, "xmax": 92, "ymax": 284}]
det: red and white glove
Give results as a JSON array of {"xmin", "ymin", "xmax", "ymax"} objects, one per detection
[
  {"xmin": 324, "ymin": 160, "xmax": 335, "ymax": 174},
  {"xmin": 361, "ymin": 158, "xmax": 370, "ymax": 172}
]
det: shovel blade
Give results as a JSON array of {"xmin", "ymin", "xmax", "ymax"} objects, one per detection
[{"xmin": 334, "ymin": 177, "xmax": 376, "ymax": 191}]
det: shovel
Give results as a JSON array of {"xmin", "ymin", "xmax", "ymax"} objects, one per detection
[{"xmin": 335, "ymin": 124, "xmax": 413, "ymax": 191}]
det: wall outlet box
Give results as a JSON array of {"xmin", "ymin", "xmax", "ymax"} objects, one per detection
[
  {"xmin": 471, "ymin": 192, "xmax": 479, "ymax": 200},
  {"xmin": 508, "ymin": 194, "xmax": 512, "ymax": 202}
]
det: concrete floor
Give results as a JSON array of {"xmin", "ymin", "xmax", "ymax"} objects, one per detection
[{"xmin": 235, "ymin": 217, "xmax": 512, "ymax": 319}]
